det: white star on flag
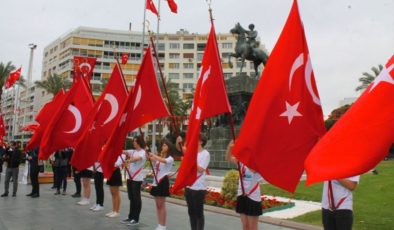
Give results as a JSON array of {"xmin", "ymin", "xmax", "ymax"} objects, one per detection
[
  {"xmin": 280, "ymin": 101, "xmax": 302, "ymax": 124},
  {"xmin": 369, "ymin": 65, "xmax": 394, "ymax": 92}
]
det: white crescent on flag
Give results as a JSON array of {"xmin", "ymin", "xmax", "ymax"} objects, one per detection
[{"xmin": 64, "ymin": 105, "xmax": 82, "ymax": 134}]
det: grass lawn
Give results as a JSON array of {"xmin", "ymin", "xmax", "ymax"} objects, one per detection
[{"xmin": 261, "ymin": 160, "xmax": 394, "ymax": 230}]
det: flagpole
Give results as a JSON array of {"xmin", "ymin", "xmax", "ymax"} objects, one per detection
[
  {"xmin": 150, "ymin": 36, "xmax": 184, "ymax": 155},
  {"xmin": 151, "ymin": 0, "xmax": 161, "ymax": 154},
  {"xmin": 206, "ymin": 1, "xmax": 246, "ymax": 195},
  {"xmin": 141, "ymin": 0, "xmax": 148, "ymax": 56},
  {"xmin": 139, "ymin": 127, "xmax": 159, "ymax": 184}
]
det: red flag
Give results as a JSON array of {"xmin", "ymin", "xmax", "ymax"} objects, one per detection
[
  {"xmin": 39, "ymin": 80, "xmax": 94, "ymax": 160},
  {"xmin": 73, "ymin": 56, "xmax": 97, "ymax": 85},
  {"xmin": 71, "ymin": 64, "xmax": 128, "ymax": 170},
  {"xmin": 146, "ymin": 0, "xmax": 159, "ymax": 16},
  {"xmin": 167, "ymin": 0, "xmax": 178, "ymax": 13},
  {"xmin": 232, "ymin": 0, "xmax": 326, "ymax": 193},
  {"xmin": 0, "ymin": 116, "xmax": 5, "ymax": 137},
  {"xmin": 21, "ymin": 124, "xmax": 39, "ymax": 132},
  {"xmin": 5, "ymin": 67, "xmax": 22, "ymax": 89},
  {"xmin": 305, "ymin": 55, "xmax": 394, "ymax": 184},
  {"xmin": 172, "ymin": 23, "xmax": 232, "ymax": 192},
  {"xmin": 26, "ymin": 90, "xmax": 66, "ymax": 151},
  {"xmin": 99, "ymin": 46, "xmax": 169, "ymax": 178},
  {"xmin": 121, "ymin": 53, "xmax": 129, "ymax": 65}
]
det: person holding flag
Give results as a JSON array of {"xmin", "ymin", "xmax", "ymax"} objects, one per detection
[
  {"xmin": 105, "ymin": 155, "xmax": 124, "ymax": 218},
  {"xmin": 321, "ymin": 177, "xmax": 360, "ymax": 230},
  {"xmin": 148, "ymin": 139, "xmax": 175, "ymax": 230},
  {"xmin": 120, "ymin": 136, "xmax": 147, "ymax": 226},
  {"xmin": 183, "ymin": 133, "xmax": 210, "ymax": 230},
  {"xmin": 226, "ymin": 141, "xmax": 262, "ymax": 230}
]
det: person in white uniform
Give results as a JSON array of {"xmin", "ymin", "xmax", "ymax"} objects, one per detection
[
  {"xmin": 148, "ymin": 139, "xmax": 175, "ymax": 230},
  {"xmin": 226, "ymin": 140, "xmax": 263, "ymax": 230},
  {"xmin": 184, "ymin": 134, "xmax": 210, "ymax": 230},
  {"xmin": 322, "ymin": 176, "xmax": 360, "ymax": 230},
  {"xmin": 120, "ymin": 136, "xmax": 146, "ymax": 226}
]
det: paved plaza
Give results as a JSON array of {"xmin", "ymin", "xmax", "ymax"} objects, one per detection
[{"xmin": 0, "ymin": 174, "xmax": 295, "ymax": 230}]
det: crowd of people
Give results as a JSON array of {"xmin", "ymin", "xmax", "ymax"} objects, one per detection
[{"xmin": 0, "ymin": 136, "xmax": 359, "ymax": 230}]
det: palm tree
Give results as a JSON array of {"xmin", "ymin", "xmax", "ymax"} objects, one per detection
[
  {"xmin": 34, "ymin": 73, "xmax": 71, "ymax": 96},
  {"xmin": 0, "ymin": 62, "xmax": 16, "ymax": 101},
  {"xmin": 355, "ymin": 65, "xmax": 383, "ymax": 92}
]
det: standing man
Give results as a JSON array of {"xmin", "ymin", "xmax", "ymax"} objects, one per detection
[
  {"xmin": 0, "ymin": 143, "xmax": 6, "ymax": 183},
  {"xmin": 1, "ymin": 141, "xmax": 22, "ymax": 197},
  {"xmin": 26, "ymin": 148, "xmax": 40, "ymax": 198},
  {"xmin": 322, "ymin": 176, "xmax": 360, "ymax": 230}
]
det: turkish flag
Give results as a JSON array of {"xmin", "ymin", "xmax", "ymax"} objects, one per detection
[
  {"xmin": 71, "ymin": 63, "xmax": 128, "ymax": 171},
  {"xmin": 26, "ymin": 89, "xmax": 66, "ymax": 151},
  {"xmin": 232, "ymin": 0, "xmax": 326, "ymax": 193},
  {"xmin": 0, "ymin": 116, "xmax": 5, "ymax": 137},
  {"xmin": 121, "ymin": 53, "xmax": 129, "ymax": 65},
  {"xmin": 146, "ymin": 0, "xmax": 159, "ymax": 16},
  {"xmin": 21, "ymin": 124, "xmax": 39, "ymax": 132},
  {"xmin": 99, "ymin": 46, "xmax": 169, "ymax": 178},
  {"xmin": 167, "ymin": 0, "xmax": 177, "ymax": 13},
  {"xmin": 39, "ymin": 80, "xmax": 94, "ymax": 160},
  {"xmin": 305, "ymin": 55, "xmax": 394, "ymax": 184},
  {"xmin": 73, "ymin": 56, "xmax": 97, "ymax": 86},
  {"xmin": 5, "ymin": 67, "xmax": 22, "ymax": 89},
  {"xmin": 172, "ymin": 23, "xmax": 232, "ymax": 192}
]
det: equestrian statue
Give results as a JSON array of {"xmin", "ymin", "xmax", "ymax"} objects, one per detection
[{"xmin": 228, "ymin": 23, "xmax": 269, "ymax": 77}]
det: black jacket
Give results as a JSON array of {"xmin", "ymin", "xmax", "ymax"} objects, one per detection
[{"xmin": 4, "ymin": 147, "xmax": 22, "ymax": 168}]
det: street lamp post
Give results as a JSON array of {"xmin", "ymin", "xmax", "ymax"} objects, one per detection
[{"xmin": 27, "ymin": 43, "xmax": 37, "ymax": 84}]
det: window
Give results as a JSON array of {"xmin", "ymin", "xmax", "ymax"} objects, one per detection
[
  {"xmin": 183, "ymin": 73, "xmax": 194, "ymax": 79},
  {"xmin": 221, "ymin": 52, "xmax": 231, "ymax": 59},
  {"xmin": 93, "ymin": 72, "xmax": 101, "ymax": 81},
  {"xmin": 169, "ymin": 43, "xmax": 180, "ymax": 49},
  {"xmin": 197, "ymin": 43, "xmax": 206, "ymax": 51},
  {"xmin": 183, "ymin": 63, "xmax": 194, "ymax": 69},
  {"xmin": 183, "ymin": 83, "xmax": 194, "ymax": 89},
  {"xmin": 183, "ymin": 53, "xmax": 194, "ymax": 59},
  {"xmin": 168, "ymin": 73, "xmax": 180, "ymax": 79},
  {"xmin": 222, "ymin": 43, "xmax": 232, "ymax": 49},
  {"xmin": 169, "ymin": 53, "xmax": 180, "ymax": 59},
  {"xmin": 169, "ymin": 63, "xmax": 180, "ymax": 69},
  {"xmin": 197, "ymin": 53, "xmax": 203, "ymax": 61},
  {"xmin": 157, "ymin": 43, "xmax": 165, "ymax": 51},
  {"xmin": 183, "ymin": 43, "xmax": 194, "ymax": 49},
  {"xmin": 223, "ymin": 73, "xmax": 232, "ymax": 79}
]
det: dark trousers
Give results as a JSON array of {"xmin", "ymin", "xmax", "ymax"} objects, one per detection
[
  {"xmin": 73, "ymin": 169, "xmax": 81, "ymax": 194},
  {"xmin": 4, "ymin": 167, "xmax": 19, "ymax": 195},
  {"xmin": 29, "ymin": 165, "xmax": 40, "ymax": 195},
  {"xmin": 94, "ymin": 172, "xmax": 104, "ymax": 206},
  {"xmin": 52, "ymin": 165, "xmax": 57, "ymax": 188},
  {"xmin": 55, "ymin": 166, "xmax": 67, "ymax": 191},
  {"xmin": 322, "ymin": 208, "xmax": 353, "ymax": 230},
  {"xmin": 126, "ymin": 180, "xmax": 142, "ymax": 222},
  {"xmin": 185, "ymin": 188, "xmax": 206, "ymax": 230}
]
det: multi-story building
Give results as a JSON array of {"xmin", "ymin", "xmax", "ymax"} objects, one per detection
[
  {"xmin": 1, "ymin": 84, "xmax": 50, "ymax": 145},
  {"xmin": 41, "ymin": 26, "xmax": 264, "ymax": 143}
]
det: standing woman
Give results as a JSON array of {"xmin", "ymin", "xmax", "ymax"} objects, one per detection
[
  {"xmin": 184, "ymin": 134, "xmax": 210, "ymax": 230},
  {"xmin": 77, "ymin": 166, "xmax": 93, "ymax": 206},
  {"xmin": 120, "ymin": 136, "xmax": 146, "ymax": 226},
  {"xmin": 226, "ymin": 141, "xmax": 262, "ymax": 230},
  {"xmin": 91, "ymin": 161, "xmax": 104, "ymax": 212},
  {"xmin": 148, "ymin": 139, "xmax": 175, "ymax": 230},
  {"xmin": 105, "ymin": 155, "xmax": 124, "ymax": 218}
]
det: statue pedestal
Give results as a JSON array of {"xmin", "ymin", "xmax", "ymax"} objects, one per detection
[{"xmin": 206, "ymin": 74, "xmax": 258, "ymax": 169}]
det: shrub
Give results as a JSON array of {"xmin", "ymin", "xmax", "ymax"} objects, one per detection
[{"xmin": 221, "ymin": 170, "xmax": 239, "ymax": 201}]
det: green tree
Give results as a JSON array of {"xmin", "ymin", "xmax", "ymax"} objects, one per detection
[
  {"xmin": 34, "ymin": 73, "xmax": 71, "ymax": 96},
  {"xmin": 355, "ymin": 65, "xmax": 383, "ymax": 92},
  {"xmin": 324, "ymin": 104, "xmax": 352, "ymax": 130},
  {"xmin": 0, "ymin": 61, "xmax": 26, "ymax": 102}
]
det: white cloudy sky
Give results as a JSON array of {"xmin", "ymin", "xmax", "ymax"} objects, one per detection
[{"xmin": 0, "ymin": 0, "xmax": 393, "ymax": 115}]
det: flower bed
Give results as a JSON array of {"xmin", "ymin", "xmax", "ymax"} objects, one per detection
[{"xmin": 142, "ymin": 184, "xmax": 294, "ymax": 213}]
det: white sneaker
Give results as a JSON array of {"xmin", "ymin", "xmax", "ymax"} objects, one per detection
[
  {"xmin": 77, "ymin": 199, "xmax": 90, "ymax": 206},
  {"xmin": 105, "ymin": 211, "xmax": 114, "ymax": 217},
  {"xmin": 93, "ymin": 205, "xmax": 104, "ymax": 211},
  {"xmin": 108, "ymin": 212, "xmax": 119, "ymax": 218},
  {"xmin": 155, "ymin": 225, "xmax": 166, "ymax": 230},
  {"xmin": 90, "ymin": 204, "xmax": 97, "ymax": 210}
]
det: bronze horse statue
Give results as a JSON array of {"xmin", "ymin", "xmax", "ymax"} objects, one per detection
[{"xmin": 228, "ymin": 23, "xmax": 268, "ymax": 77}]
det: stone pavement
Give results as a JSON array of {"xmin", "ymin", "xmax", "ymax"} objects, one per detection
[{"xmin": 0, "ymin": 178, "xmax": 294, "ymax": 230}]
